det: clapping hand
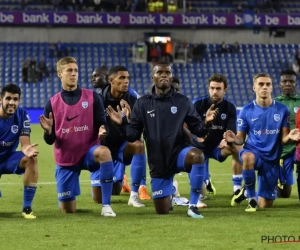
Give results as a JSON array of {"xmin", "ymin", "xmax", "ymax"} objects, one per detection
[
  {"xmin": 39, "ymin": 112, "xmax": 53, "ymax": 135},
  {"xmin": 106, "ymin": 105, "xmax": 123, "ymax": 125},
  {"xmin": 205, "ymin": 104, "xmax": 219, "ymax": 124},
  {"xmin": 288, "ymin": 128, "xmax": 300, "ymax": 141}
]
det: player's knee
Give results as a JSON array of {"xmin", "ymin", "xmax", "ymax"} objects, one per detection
[
  {"xmin": 258, "ymin": 199, "xmax": 273, "ymax": 208},
  {"xmin": 94, "ymin": 146, "xmax": 112, "ymax": 162},
  {"xmin": 189, "ymin": 148, "xmax": 205, "ymax": 164},
  {"xmin": 60, "ymin": 207, "xmax": 76, "ymax": 213},
  {"xmin": 156, "ymin": 209, "xmax": 170, "ymax": 215},
  {"xmin": 277, "ymin": 186, "xmax": 292, "ymax": 198},
  {"xmin": 59, "ymin": 199, "xmax": 76, "ymax": 213},
  {"xmin": 131, "ymin": 140, "xmax": 145, "ymax": 154},
  {"xmin": 20, "ymin": 156, "xmax": 38, "ymax": 173},
  {"xmin": 241, "ymin": 152, "xmax": 255, "ymax": 168}
]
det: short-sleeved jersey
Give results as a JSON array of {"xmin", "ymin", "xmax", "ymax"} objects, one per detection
[
  {"xmin": 275, "ymin": 94, "xmax": 300, "ymax": 157},
  {"xmin": 0, "ymin": 107, "xmax": 31, "ymax": 162},
  {"xmin": 238, "ymin": 100, "xmax": 290, "ymax": 163}
]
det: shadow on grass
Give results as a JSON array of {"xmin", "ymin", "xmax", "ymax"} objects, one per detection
[{"xmin": 0, "ymin": 212, "xmax": 17, "ymax": 218}]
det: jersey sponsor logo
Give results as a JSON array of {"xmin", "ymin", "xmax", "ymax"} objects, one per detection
[
  {"xmin": 0, "ymin": 140, "xmax": 15, "ymax": 146},
  {"xmin": 212, "ymin": 125, "xmax": 224, "ymax": 130},
  {"xmin": 251, "ymin": 118, "xmax": 259, "ymax": 122},
  {"xmin": 66, "ymin": 114, "xmax": 80, "ymax": 122},
  {"xmin": 82, "ymin": 101, "xmax": 88, "ymax": 109},
  {"xmin": 11, "ymin": 125, "xmax": 18, "ymax": 134},
  {"xmin": 61, "ymin": 125, "xmax": 89, "ymax": 133},
  {"xmin": 253, "ymin": 128, "xmax": 280, "ymax": 135},
  {"xmin": 152, "ymin": 190, "xmax": 163, "ymax": 196},
  {"xmin": 294, "ymin": 107, "xmax": 299, "ymax": 114},
  {"xmin": 58, "ymin": 191, "xmax": 71, "ymax": 198},
  {"xmin": 237, "ymin": 118, "xmax": 243, "ymax": 126},
  {"xmin": 171, "ymin": 106, "xmax": 177, "ymax": 114},
  {"xmin": 221, "ymin": 113, "xmax": 227, "ymax": 120},
  {"xmin": 274, "ymin": 114, "xmax": 280, "ymax": 122}
]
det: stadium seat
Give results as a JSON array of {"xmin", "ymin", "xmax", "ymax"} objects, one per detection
[{"xmin": 0, "ymin": 42, "xmax": 298, "ymax": 107}]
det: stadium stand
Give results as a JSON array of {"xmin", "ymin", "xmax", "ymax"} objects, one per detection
[
  {"xmin": 0, "ymin": 42, "xmax": 298, "ymax": 108},
  {"xmin": 1, "ymin": 0, "xmax": 300, "ymax": 13}
]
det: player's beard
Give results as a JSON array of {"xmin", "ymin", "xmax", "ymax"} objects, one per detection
[
  {"xmin": 210, "ymin": 96, "xmax": 222, "ymax": 105},
  {"xmin": 2, "ymin": 104, "xmax": 16, "ymax": 117}
]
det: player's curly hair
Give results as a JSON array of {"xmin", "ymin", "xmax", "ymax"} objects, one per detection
[
  {"xmin": 280, "ymin": 69, "xmax": 297, "ymax": 78},
  {"xmin": 1, "ymin": 83, "xmax": 21, "ymax": 98},
  {"xmin": 208, "ymin": 74, "xmax": 228, "ymax": 89}
]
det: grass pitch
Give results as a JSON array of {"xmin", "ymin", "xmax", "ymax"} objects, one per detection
[{"xmin": 1, "ymin": 125, "xmax": 300, "ymax": 250}]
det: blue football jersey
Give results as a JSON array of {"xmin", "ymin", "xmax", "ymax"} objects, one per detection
[
  {"xmin": 237, "ymin": 100, "xmax": 290, "ymax": 163},
  {"xmin": 0, "ymin": 107, "xmax": 31, "ymax": 161}
]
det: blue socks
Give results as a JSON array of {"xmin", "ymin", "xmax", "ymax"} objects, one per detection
[
  {"xmin": 242, "ymin": 169, "xmax": 256, "ymax": 199},
  {"xmin": 99, "ymin": 161, "xmax": 114, "ymax": 206},
  {"xmin": 130, "ymin": 154, "xmax": 146, "ymax": 192},
  {"xmin": 189, "ymin": 164, "xmax": 205, "ymax": 205},
  {"xmin": 23, "ymin": 186, "xmax": 37, "ymax": 208},
  {"xmin": 232, "ymin": 174, "xmax": 243, "ymax": 191},
  {"xmin": 140, "ymin": 157, "xmax": 147, "ymax": 186}
]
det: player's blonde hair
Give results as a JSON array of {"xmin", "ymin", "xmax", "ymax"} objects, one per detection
[
  {"xmin": 56, "ymin": 57, "xmax": 77, "ymax": 73},
  {"xmin": 253, "ymin": 72, "xmax": 271, "ymax": 83}
]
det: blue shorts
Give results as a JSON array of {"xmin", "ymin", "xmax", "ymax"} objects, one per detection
[
  {"xmin": 90, "ymin": 142, "xmax": 128, "ymax": 187},
  {"xmin": 0, "ymin": 152, "xmax": 25, "ymax": 176},
  {"xmin": 203, "ymin": 146, "xmax": 227, "ymax": 180},
  {"xmin": 56, "ymin": 145, "xmax": 101, "ymax": 201},
  {"xmin": 239, "ymin": 149, "xmax": 279, "ymax": 200},
  {"xmin": 280, "ymin": 152, "xmax": 295, "ymax": 186},
  {"xmin": 151, "ymin": 146, "xmax": 195, "ymax": 199}
]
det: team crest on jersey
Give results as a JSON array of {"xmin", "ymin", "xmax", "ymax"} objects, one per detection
[
  {"xmin": 237, "ymin": 118, "xmax": 243, "ymax": 126},
  {"xmin": 294, "ymin": 107, "xmax": 299, "ymax": 114},
  {"xmin": 11, "ymin": 125, "xmax": 18, "ymax": 134},
  {"xmin": 82, "ymin": 102, "xmax": 88, "ymax": 109},
  {"xmin": 171, "ymin": 106, "xmax": 177, "ymax": 114},
  {"xmin": 274, "ymin": 114, "xmax": 280, "ymax": 122},
  {"xmin": 221, "ymin": 113, "xmax": 226, "ymax": 120}
]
